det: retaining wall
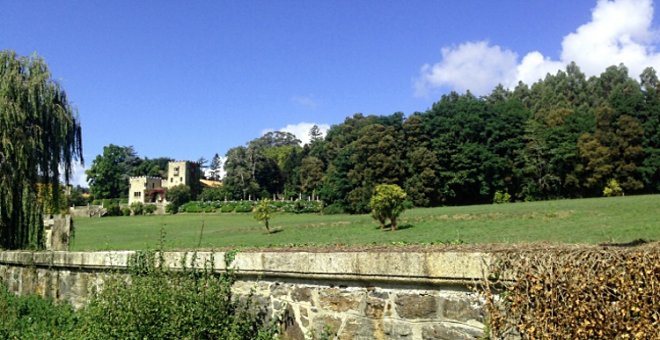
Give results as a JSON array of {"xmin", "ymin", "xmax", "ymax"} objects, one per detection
[{"xmin": 0, "ymin": 250, "xmax": 491, "ymax": 340}]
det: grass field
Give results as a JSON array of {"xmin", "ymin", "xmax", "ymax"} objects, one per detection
[{"xmin": 71, "ymin": 195, "xmax": 660, "ymax": 251}]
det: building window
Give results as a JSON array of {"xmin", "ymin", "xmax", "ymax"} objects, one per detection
[
  {"xmin": 133, "ymin": 192, "xmax": 141, "ymax": 197},
  {"xmin": 180, "ymin": 177, "xmax": 183, "ymax": 182},
  {"xmin": 170, "ymin": 178, "xmax": 173, "ymax": 183}
]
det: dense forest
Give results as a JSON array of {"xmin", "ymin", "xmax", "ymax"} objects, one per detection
[{"xmin": 218, "ymin": 63, "xmax": 660, "ymax": 213}]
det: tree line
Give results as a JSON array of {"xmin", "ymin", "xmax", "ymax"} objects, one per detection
[
  {"xmin": 85, "ymin": 62, "xmax": 660, "ymax": 214},
  {"xmin": 220, "ymin": 63, "xmax": 660, "ymax": 213}
]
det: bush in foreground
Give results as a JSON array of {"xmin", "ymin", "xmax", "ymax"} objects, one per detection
[
  {"xmin": 0, "ymin": 284, "xmax": 78, "ymax": 339},
  {"xmin": 0, "ymin": 251, "xmax": 279, "ymax": 339},
  {"xmin": 80, "ymin": 251, "xmax": 277, "ymax": 339}
]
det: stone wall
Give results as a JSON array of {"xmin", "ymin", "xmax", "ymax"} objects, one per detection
[
  {"xmin": 0, "ymin": 250, "xmax": 491, "ymax": 340},
  {"xmin": 68, "ymin": 205, "xmax": 106, "ymax": 218}
]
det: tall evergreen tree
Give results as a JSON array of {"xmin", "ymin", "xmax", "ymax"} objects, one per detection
[{"xmin": 209, "ymin": 153, "xmax": 223, "ymax": 180}]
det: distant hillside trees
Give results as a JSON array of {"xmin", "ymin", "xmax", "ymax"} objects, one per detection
[
  {"xmin": 0, "ymin": 51, "xmax": 83, "ymax": 249},
  {"xmin": 221, "ymin": 62, "xmax": 660, "ymax": 213},
  {"xmin": 223, "ymin": 131, "xmax": 301, "ymax": 200}
]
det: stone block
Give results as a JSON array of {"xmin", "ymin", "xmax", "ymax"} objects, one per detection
[
  {"xmin": 291, "ymin": 286, "xmax": 312, "ymax": 302},
  {"xmin": 308, "ymin": 252, "xmax": 358, "ymax": 274},
  {"xmin": 395, "ymin": 294, "xmax": 437, "ymax": 319},
  {"xmin": 438, "ymin": 295, "xmax": 484, "ymax": 323},
  {"xmin": 382, "ymin": 320, "xmax": 413, "ymax": 339},
  {"xmin": 421, "ymin": 323, "xmax": 483, "ymax": 340},
  {"xmin": 425, "ymin": 252, "xmax": 490, "ymax": 280},
  {"xmin": 311, "ymin": 315, "xmax": 342, "ymax": 339},
  {"xmin": 280, "ymin": 304, "xmax": 305, "ymax": 340},
  {"xmin": 366, "ymin": 296, "xmax": 386, "ymax": 318},
  {"xmin": 270, "ymin": 282, "xmax": 290, "ymax": 298},
  {"xmin": 339, "ymin": 316, "xmax": 374, "ymax": 340},
  {"xmin": 368, "ymin": 290, "xmax": 389, "ymax": 300},
  {"xmin": 356, "ymin": 252, "xmax": 428, "ymax": 277},
  {"xmin": 318, "ymin": 288, "xmax": 362, "ymax": 313},
  {"xmin": 19, "ymin": 267, "xmax": 37, "ymax": 295},
  {"xmin": 300, "ymin": 307, "xmax": 310, "ymax": 327}
]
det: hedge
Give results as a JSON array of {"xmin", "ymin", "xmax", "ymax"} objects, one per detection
[{"xmin": 179, "ymin": 200, "xmax": 323, "ymax": 214}]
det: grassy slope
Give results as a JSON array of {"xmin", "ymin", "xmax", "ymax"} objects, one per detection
[{"xmin": 71, "ymin": 195, "xmax": 660, "ymax": 251}]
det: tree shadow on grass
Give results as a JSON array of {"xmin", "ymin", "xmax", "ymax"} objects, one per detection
[
  {"xmin": 267, "ymin": 228, "xmax": 284, "ymax": 234},
  {"xmin": 377, "ymin": 224, "xmax": 414, "ymax": 231}
]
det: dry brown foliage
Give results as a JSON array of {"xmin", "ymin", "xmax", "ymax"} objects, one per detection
[{"xmin": 481, "ymin": 242, "xmax": 660, "ymax": 339}]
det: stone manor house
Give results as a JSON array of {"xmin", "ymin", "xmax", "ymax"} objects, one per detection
[{"xmin": 128, "ymin": 161, "xmax": 203, "ymax": 205}]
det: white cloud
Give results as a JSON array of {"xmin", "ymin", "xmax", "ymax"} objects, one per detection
[
  {"xmin": 515, "ymin": 52, "xmax": 565, "ymax": 86},
  {"xmin": 560, "ymin": 0, "xmax": 659, "ymax": 77},
  {"xmin": 416, "ymin": 0, "xmax": 660, "ymax": 96},
  {"xmin": 262, "ymin": 122, "xmax": 330, "ymax": 145},
  {"xmin": 415, "ymin": 41, "xmax": 518, "ymax": 96}
]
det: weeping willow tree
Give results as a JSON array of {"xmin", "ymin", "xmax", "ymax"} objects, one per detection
[{"xmin": 0, "ymin": 50, "xmax": 83, "ymax": 249}]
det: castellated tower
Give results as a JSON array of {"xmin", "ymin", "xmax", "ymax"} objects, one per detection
[{"xmin": 164, "ymin": 161, "xmax": 202, "ymax": 199}]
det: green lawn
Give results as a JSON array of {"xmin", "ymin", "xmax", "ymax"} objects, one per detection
[{"xmin": 71, "ymin": 195, "xmax": 660, "ymax": 251}]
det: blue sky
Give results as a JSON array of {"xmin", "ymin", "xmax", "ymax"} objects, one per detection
[{"xmin": 2, "ymin": 1, "xmax": 660, "ymax": 186}]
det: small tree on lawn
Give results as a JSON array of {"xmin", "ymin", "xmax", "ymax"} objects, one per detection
[
  {"xmin": 603, "ymin": 179, "xmax": 624, "ymax": 197},
  {"xmin": 166, "ymin": 184, "xmax": 191, "ymax": 214},
  {"xmin": 369, "ymin": 184, "xmax": 407, "ymax": 231},
  {"xmin": 253, "ymin": 199, "xmax": 274, "ymax": 233}
]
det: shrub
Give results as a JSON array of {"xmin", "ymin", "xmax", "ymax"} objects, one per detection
[
  {"xmin": 166, "ymin": 185, "xmax": 191, "ymax": 214},
  {"xmin": 322, "ymin": 203, "xmax": 344, "ymax": 215},
  {"xmin": 182, "ymin": 202, "xmax": 203, "ymax": 213},
  {"xmin": 282, "ymin": 200, "xmax": 323, "ymax": 214},
  {"xmin": 603, "ymin": 179, "xmax": 624, "ymax": 197},
  {"xmin": 105, "ymin": 203, "xmax": 122, "ymax": 217},
  {"xmin": 369, "ymin": 184, "xmax": 407, "ymax": 230},
  {"xmin": 493, "ymin": 190, "xmax": 511, "ymax": 204},
  {"xmin": 181, "ymin": 200, "xmax": 323, "ymax": 214},
  {"xmin": 78, "ymin": 251, "xmax": 278, "ymax": 339},
  {"xmin": 121, "ymin": 207, "xmax": 132, "ymax": 216},
  {"xmin": 253, "ymin": 199, "xmax": 275, "ymax": 233},
  {"xmin": 234, "ymin": 202, "xmax": 254, "ymax": 213},
  {"xmin": 144, "ymin": 204, "xmax": 157, "ymax": 215},
  {"xmin": 0, "ymin": 283, "xmax": 78, "ymax": 339},
  {"xmin": 130, "ymin": 202, "xmax": 144, "ymax": 215},
  {"xmin": 165, "ymin": 203, "xmax": 175, "ymax": 214},
  {"xmin": 0, "ymin": 249, "xmax": 280, "ymax": 339}
]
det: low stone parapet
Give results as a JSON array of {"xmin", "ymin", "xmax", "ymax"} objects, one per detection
[{"xmin": 0, "ymin": 249, "xmax": 492, "ymax": 339}]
